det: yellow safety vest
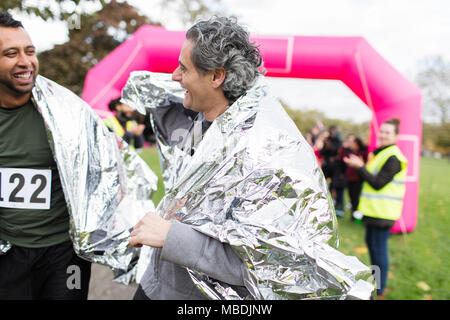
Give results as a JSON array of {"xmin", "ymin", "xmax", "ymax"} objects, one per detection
[
  {"xmin": 103, "ymin": 116, "xmax": 139, "ymax": 149},
  {"xmin": 358, "ymin": 145, "xmax": 408, "ymax": 221}
]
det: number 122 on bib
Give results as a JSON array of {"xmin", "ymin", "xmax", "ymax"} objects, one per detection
[{"xmin": 0, "ymin": 168, "xmax": 52, "ymax": 210}]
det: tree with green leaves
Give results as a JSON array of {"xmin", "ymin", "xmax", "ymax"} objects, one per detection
[
  {"xmin": 282, "ymin": 101, "xmax": 370, "ymax": 143},
  {"xmin": 161, "ymin": 0, "xmax": 226, "ymax": 26},
  {"xmin": 416, "ymin": 55, "xmax": 450, "ymax": 125},
  {"xmin": 1, "ymin": 0, "xmax": 106, "ymax": 21},
  {"xmin": 35, "ymin": 1, "xmax": 158, "ymax": 95},
  {"xmin": 416, "ymin": 56, "xmax": 450, "ymax": 154}
]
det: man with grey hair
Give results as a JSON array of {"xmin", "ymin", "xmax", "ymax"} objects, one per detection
[
  {"xmin": 127, "ymin": 16, "xmax": 374, "ymax": 300},
  {"xmin": 130, "ymin": 16, "xmax": 262, "ymax": 300}
]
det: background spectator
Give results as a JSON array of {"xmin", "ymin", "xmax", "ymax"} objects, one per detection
[
  {"xmin": 339, "ymin": 134, "xmax": 368, "ymax": 221},
  {"xmin": 320, "ymin": 126, "xmax": 344, "ymax": 216},
  {"xmin": 105, "ymin": 97, "xmax": 145, "ymax": 150}
]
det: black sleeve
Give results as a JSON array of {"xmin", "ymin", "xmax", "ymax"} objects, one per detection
[
  {"xmin": 149, "ymin": 101, "xmax": 196, "ymax": 147},
  {"xmin": 357, "ymin": 156, "xmax": 401, "ymax": 190},
  {"xmin": 122, "ymin": 131, "xmax": 133, "ymax": 144},
  {"xmin": 133, "ymin": 133, "xmax": 145, "ymax": 149}
]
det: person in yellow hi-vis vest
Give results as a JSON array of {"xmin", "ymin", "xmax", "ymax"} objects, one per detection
[
  {"xmin": 104, "ymin": 98, "xmax": 145, "ymax": 150},
  {"xmin": 344, "ymin": 118, "xmax": 407, "ymax": 299}
]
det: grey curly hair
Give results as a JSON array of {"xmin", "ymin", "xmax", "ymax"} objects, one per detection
[{"xmin": 186, "ymin": 16, "xmax": 264, "ymax": 104}]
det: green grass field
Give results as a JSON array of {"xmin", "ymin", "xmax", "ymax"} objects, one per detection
[{"xmin": 140, "ymin": 147, "xmax": 449, "ymax": 300}]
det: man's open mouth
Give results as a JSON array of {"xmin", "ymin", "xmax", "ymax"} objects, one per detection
[{"xmin": 13, "ymin": 71, "xmax": 33, "ymax": 80}]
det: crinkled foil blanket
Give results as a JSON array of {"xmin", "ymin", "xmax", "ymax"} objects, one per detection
[
  {"xmin": 122, "ymin": 71, "xmax": 375, "ymax": 299},
  {"xmin": 0, "ymin": 76, "xmax": 158, "ymax": 284}
]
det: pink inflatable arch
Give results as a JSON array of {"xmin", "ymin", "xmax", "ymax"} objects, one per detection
[{"xmin": 82, "ymin": 25, "xmax": 421, "ymax": 233}]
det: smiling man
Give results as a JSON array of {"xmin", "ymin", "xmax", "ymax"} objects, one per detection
[
  {"xmin": 0, "ymin": 18, "xmax": 37, "ymax": 103},
  {"xmin": 129, "ymin": 16, "xmax": 263, "ymax": 300},
  {"xmin": 0, "ymin": 11, "xmax": 157, "ymax": 300},
  {"xmin": 0, "ymin": 11, "xmax": 92, "ymax": 300},
  {"xmin": 125, "ymin": 16, "xmax": 375, "ymax": 300},
  {"xmin": 171, "ymin": 38, "xmax": 230, "ymax": 122}
]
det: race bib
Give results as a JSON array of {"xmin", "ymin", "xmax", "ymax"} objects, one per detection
[{"xmin": 0, "ymin": 168, "xmax": 52, "ymax": 210}]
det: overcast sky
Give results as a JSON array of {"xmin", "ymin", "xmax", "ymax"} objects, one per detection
[{"xmin": 17, "ymin": 0, "xmax": 450, "ymax": 123}]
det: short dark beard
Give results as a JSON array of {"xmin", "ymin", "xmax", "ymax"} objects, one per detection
[{"xmin": 0, "ymin": 76, "xmax": 36, "ymax": 95}]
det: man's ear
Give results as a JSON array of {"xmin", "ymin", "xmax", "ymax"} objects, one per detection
[{"xmin": 211, "ymin": 67, "xmax": 226, "ymax": 89}]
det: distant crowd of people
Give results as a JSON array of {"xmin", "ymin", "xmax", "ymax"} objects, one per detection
[{"xmin": 306, "ymin": 124, "xmax": 368, "ymax": 220}]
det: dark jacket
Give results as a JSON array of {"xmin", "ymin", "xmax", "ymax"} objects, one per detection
[{"xmin": 339, "ymin": 147, "xmax": 368, "ymax": 182}]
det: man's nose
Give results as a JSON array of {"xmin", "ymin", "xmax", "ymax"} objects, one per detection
[
  {"xmin": 172, "ymin": 66, "xmax": 181, "ymax": 81},
  {"xmin": 17, "ymin": 52, "xmax": 33, "ymax": 67}
]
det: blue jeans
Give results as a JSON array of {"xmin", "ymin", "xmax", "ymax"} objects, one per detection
[{"xmin": 365, "ymin": 225, "xmax": 391, "ymax": 295}]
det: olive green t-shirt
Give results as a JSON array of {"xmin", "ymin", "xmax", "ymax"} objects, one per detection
[{"xmin": 0, "ymin": 99, "xmax": 70, "ymax": 248}]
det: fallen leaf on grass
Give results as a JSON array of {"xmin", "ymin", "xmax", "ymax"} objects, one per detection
[
  {"xmin": 416, "ymin": 281, "xmax": 431, "ymax": 291},
  {"xmin": 353, "ymin": 246, "xmax": 368, "ymax": 254}
]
